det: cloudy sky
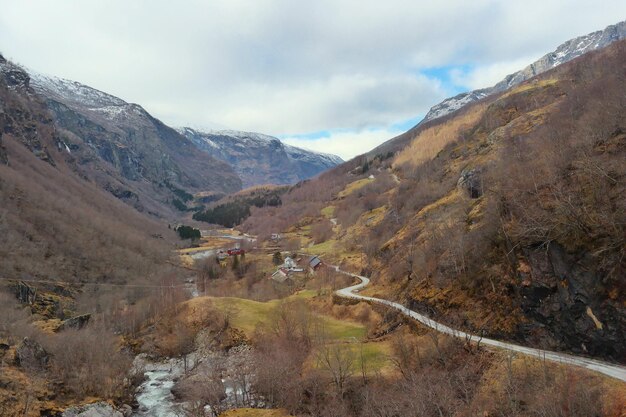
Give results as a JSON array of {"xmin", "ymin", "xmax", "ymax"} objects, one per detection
[{"xmin": 1, "ymin": 1, "xmax": 624, "ymax": 159}]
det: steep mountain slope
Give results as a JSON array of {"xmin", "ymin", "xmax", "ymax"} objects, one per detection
[
  {"xmin": 242, "ymin": 39, "xmax": 626, "ymax": 362},
  {"xmin": 0, "ymin": 57, "xmax": 195, "ymax": 416},
  {"xmin": 371, "ymin": 20, "xmax": 626, "ymax": 158},
  {"xmin": 424, "ymin": 20, "xmax": 626, "ymax": 123},
  {"xmin": 179, "ymin": 128, "xmax": 343, "ymax": 187},
  {"xmin": 20, "ymin": 68, "xmax": 241, "ymax": 215},
  {"xmin": 0, "ymin": 53, "xmax": 179, "ymax": 292}
]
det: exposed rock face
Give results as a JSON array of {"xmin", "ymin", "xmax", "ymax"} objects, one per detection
[
  {"xmin": 62, "ymin": 403, "xmax": 123, "ymax": 417},
  {"xmin": 15, "ymin": 337, "xmax": 49, "ymax": 369},
  {"xmin": 0, "ymin": 133, "xmax": 7, "ymax": 165},
  {"xmin": 14, "ymin": 281, "xmax": 37, "ymax": 304},
  {"xmin": 519, "ymin": 243, "xmax": 625, "ymax": 361},
  {"xmin": 422, "ymin": 20, "xmax": 626, "ymax": 124},
  {"xmin": 0, "ymin": 59, "xmax": 242, "ymax": 215},
  {"xmin": 179, "ymin": 128, "xmax": 343, "ymax": 187},
  {"xmin": 457, "ymin": 167, "xmax": 483, "ymax": 198},
  {"xmin": 26, "ymin": 71, "xmax": 242, "ymax": 196},
  {"xmin": 58, "ymin": 313, "xmax": 91, "ymax": 331},
  {"xmin": 0, "ymin": 60, "xmax": 57, "ymax": 166}
]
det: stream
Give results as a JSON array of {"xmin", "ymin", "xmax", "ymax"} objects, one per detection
[
  {"xmin": 131, "ymin": 352, "xmax": 249, "ymax": 417},
  {"xmin": 131, "ymin": 236, "xmax": 259, "ymax": 416},
  {"xmin": 132, "ymin": 354, "xmax": 193, "ymax": 417}
]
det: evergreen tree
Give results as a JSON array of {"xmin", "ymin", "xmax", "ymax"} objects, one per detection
[{"xmin": 273, "ymin": 251, "xmax": 283, "ymax": 265}]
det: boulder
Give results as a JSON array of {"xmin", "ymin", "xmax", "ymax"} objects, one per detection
[
  {"xmin": 119, "ymin": 404, "xmax": 133, "ymax": 417},
  {"xmin": 62, "ymin": 403, "xmax": 123, "ymax": 417},
  {"xmin": 15, "ymin": 337, "xmax": 49, "ymax": 369},
  {"xmin": 457, "ymin": 167, "xmax": 483, "ymax": 198},
  {"xmin": 58, "ymin": 313, "xmax": 91, "ymax": 331}
]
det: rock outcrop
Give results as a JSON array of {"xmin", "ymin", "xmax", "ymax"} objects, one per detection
[
  {"xmin": 58, "ymin": 314, "xmax": 91, "ymax": 331},
  {"xmin": 15, "ymin": 337, "xmax": 49, "ymax": 369},
  {"xmin": 519, "ymin": 243, "xmax": 625, "ymax": 360},
  {"xmin": 457, "ymin": 167, "xmax": 483, "ymax": 198},
  {"xmin": 62, "ymin": 403, "xmax": 124, "ymax": 417}
]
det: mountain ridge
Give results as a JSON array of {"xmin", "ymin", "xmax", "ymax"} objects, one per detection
[
  {"xmin": 422, "ymin": 20, "xmax": 626, "ymax": 124},
  {"xmin": 179, "ymin": 127, "xmax": 343, "ymax": 187},
  {"xmin": 366, "ymin": 19, "xmax": 626, "ymax": 160},
  {"xmin": 7, "ymin": 64, "xmax": 243, "ymax": 215}
]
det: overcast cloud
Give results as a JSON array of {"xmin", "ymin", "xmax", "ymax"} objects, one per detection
[{"xmin": 1, "ymin": 1, "xmax": 624, "ymax": 159}]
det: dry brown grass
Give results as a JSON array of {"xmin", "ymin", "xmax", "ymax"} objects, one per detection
[{"xmin": 393, "ymin": 103, "xmax": 487, "ymax": 168}]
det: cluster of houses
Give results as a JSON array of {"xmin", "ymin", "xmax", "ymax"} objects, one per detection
[
  {"xmin": 271, "ymin": 255, "xmax": 323, "ymax": 284},
  {"xmin": 216, "ymin": 247, "xmax": 245, "ymax": 263}
]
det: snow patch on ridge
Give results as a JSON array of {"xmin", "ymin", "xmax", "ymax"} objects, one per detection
[{"xmin": 422, "ymin": 20, "xmax": 626, "ymax": 124}]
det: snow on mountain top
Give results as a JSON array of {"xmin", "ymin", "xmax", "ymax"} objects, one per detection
[
  {"xmin": 423, "ymin": 20, "xmax": 626, "ymax": 124},
  {"xmin": 28, "ymin": 69, "xmax": 127, "ymax": 108},
  {"xmin": 283, "ymin": 142, "xmax": 344, "ymax": 164},
  {"xmin": 181, "ymin": 127, "xmax": 343, "ymax": 163}
]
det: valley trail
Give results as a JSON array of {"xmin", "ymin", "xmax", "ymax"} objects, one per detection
[{"xmin": 332, "ymin": 266, "xmax": 626, "ymax": 382}]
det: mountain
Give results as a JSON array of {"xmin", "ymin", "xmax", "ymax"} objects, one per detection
[
  {"xmin": 0, "ymin": 52, "xmax": 176, "ymax": 288},
  {"xmin": 368, "ymin": 20, "xmax": 626, "ymax": 159},
  {"xmin": 243, "ymin": 38, "xmax": 626, "ymax": 362},
  {"xmin": 421, "ymin": 20, "xmax": 626, "ymax": 125},
  {"xmin": 179, "ymin": 127, "xmax": 343, "ymax": 187},
  {"xmin": 13, "ymin": 66, "xmax": 242, "ymax": 215}
]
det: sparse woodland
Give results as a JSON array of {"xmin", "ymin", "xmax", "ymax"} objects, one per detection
[{"xmin": 245, "ymin": 41, "xmax": 626, "ymax": 362}]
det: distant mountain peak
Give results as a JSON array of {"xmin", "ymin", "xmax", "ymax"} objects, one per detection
[
  {"xmin": 422, "ymin": 20, "xmax": 626, "ymax": 124},
  {"xmin": 179, "ymin": 127, "xmax": 343, "ymax": 187}
]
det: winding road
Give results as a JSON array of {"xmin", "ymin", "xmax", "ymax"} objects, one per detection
[{"xmin": 333, "ymin": 267, "xmax": 626, "ymax": 382}]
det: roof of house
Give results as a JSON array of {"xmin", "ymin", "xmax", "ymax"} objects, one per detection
[
  {"xmin": 271, "ymin": 268, "xmax": 292, "ymax": 283},
  {"xmin": 309, "ymin": 256, "xmax": 322, "ymax": 268},
  {"xmin": 284, "ymin": 257, "xmax": 297, "ymax": 268}
]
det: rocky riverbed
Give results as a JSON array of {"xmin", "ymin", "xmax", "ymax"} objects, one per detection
[{"xmin": 132, "ymin": 354, "xmax": 197, "ymax": 416}]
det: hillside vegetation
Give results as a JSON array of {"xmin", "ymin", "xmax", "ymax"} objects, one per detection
[
  {"xmin": 194, "ymin": 185, "xmax": 287, "ymax": 227},
  {"xmin": 0, "ymin": 53, "xmax": 190, "ymax": 415},
  {"xmin": 243, "ymin": 40, "xmax": 626, "ymax": 363}
]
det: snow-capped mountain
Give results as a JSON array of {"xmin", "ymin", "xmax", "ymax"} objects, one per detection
[
  {"xmin": 11, "ymin": 65, "xmax": 242, "ymax": 213},
  {"xmin": 27, "ymin": 69, "xmax": 340, "ymax": 190},
  {"xmin": 179, "ymin": 128, "xmax": 343, "ymax": 187},
  {"xmin": 422, "ymin": 20, "xmax": 626, "ymax": 124}
]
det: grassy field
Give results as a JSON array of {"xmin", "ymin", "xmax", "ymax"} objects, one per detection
[
  {"xmin": 306, "ymin": 238, "xmax": 338, "ymax": 257},
  {"xmin": 177, "ymin": 236, "xmax": 236, "ymax": 254},
  {"xmin": 195, "ymin": 291, "xmax": 365, "ymax": 340},
  {"xmin": 337, "ymin": 178, "xmax": 374, "ymax": 198},
  {"xmin": 186, "ymin": 290, "xmax": 394, "ymax": 373},
  {"xmin": 320, "ymin": 205, "xmax": 336, "ymax": 218}
]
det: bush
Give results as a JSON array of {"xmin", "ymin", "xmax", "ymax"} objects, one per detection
[
  {"xmin": 273, "ymin": 251, "xmax": 283, "ymax": 265},
  {"xmin": 46, "ymin": 326, "xmax": 133, "ymax": 399}
]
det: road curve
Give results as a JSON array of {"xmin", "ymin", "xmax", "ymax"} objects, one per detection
[{"xmin": 333, "ymin": 267, "xmax": 626, "ymax": 382}]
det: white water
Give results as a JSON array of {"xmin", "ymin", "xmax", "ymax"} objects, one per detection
[{"xmin": 132, "ymin": 355, "xmax": 195, "ymax": 417}]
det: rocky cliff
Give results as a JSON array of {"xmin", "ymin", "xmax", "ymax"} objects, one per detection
[{"xmin": 7, "ymin": 66, "xmax": 243, "ymax": 214}]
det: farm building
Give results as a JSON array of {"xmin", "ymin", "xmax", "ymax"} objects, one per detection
[
  {"xmin": 308, "ymin": 256, "xmax": 322, "ymax": 271},
  {"xmin": 271, "ymin": 268, "xmax": 294, "ymax": 284}
]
